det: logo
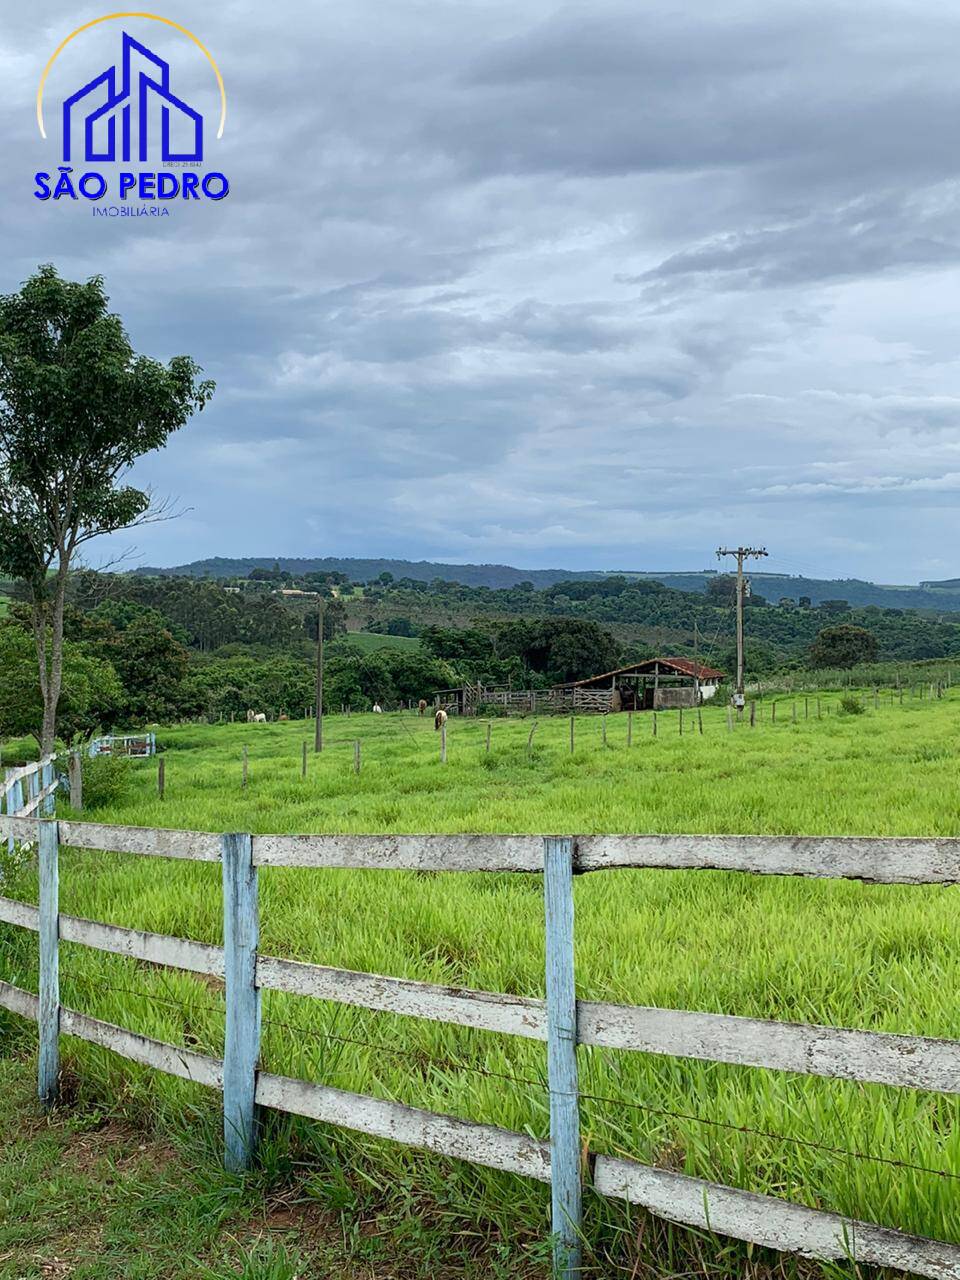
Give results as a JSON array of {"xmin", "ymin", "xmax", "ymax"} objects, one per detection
[
  {"xmin": 34, "ymin": 14, "xmax": 229, "ymax": 213},
  {"xmin": 64, "ymin": 32, "xmax": 203, "ymax": 164}
]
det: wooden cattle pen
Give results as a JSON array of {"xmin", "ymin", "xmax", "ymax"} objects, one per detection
[
  {"xmin": 1, "ymin": 816, "xmax": 959, "ymax": 1279},
  {"xmin": 437, "ymin": 658, "xmax": 726, "ymax": 716}
]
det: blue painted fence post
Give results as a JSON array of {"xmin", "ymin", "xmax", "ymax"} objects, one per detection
[
  {"xmin": 543, "ymin": 836, "xmax": 582, "ymax": 1278},
  {"xmin": 41, "ymin": 759, "xmax": 55, "ymax": 816},
  {"xmin": 221, "ymin": 832, "xmax": 260, "ymax": 1171},
  {"xmin": 38, "ymin": 820, "xmax": 60, "ymax": 1106}
]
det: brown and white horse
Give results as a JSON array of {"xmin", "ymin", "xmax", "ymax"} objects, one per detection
[{"xmin": 434, "ymin": 708, "xmax": 448, "ymax": 731}]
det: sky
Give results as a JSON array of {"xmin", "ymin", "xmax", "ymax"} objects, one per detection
[{"xmin": 4, "ymin": 1, "xmax": 960, "ymax": 583}]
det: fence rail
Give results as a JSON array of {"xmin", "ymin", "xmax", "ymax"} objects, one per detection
[{"xmin": 0, "ymin": 817, "xmax": 958, "ymax": 1278}]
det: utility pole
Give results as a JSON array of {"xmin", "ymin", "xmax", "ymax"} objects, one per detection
[
  {"xmin": 716, "ymin": 545, "xmax": 767, "ymax": 715},
  {"xmin": 314, "ymin": 601, "xmax": 324, "ymax": 753}
]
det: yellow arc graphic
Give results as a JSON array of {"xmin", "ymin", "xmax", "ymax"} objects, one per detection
[{"xmin": 37, "ymin": 12, "xmax": 226, "ymax": 142}]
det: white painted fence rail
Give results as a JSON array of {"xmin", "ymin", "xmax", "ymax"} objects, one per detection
[{"xmin": 0, "ymin": 817, "xmax": 959, "ymax": 1279}]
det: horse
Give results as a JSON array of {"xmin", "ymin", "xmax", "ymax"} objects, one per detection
[
  {"xmin": 434, "ymin": 708, "xmax": 448, "ymax": 731},
  {"xmin": 417, "ymin": 699, "xmax": 428, "ymax": 716},
  {"xmin": 251, "ymin": 712, "xmax": 267, "ymax": 723}
]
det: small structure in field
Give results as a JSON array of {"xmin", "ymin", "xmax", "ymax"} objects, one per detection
[
  {"xmin": 557, "ymin": 657, "xmax": 725, "ymax": 712},
  {"xmin": 433, "ymin": 658, "xmax": 725, "ymax": 717}
]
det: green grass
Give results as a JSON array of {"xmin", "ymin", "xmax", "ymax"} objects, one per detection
[
  {"xmin": 0, "ymin": 1054, "xmax": 541, "ymax": 1279},
  {"xmin": 3, "ymin": 689, "xmax": 960, "ymax": 1276},
  {"xmin": 331, "ymin": 630, "xmax": 422, "ymax": 653}
]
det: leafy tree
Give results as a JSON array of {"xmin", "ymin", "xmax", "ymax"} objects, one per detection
[
  {"xmin": 108, "ymin": 616, "xmax": 190, "ymax": 722},
  {"xmin": 706, "ymin": 575, "xmax": 738, "ymax": 606},
  {"xmin": 0, "ymin": 266, "xmax": 213, "ymax": 752},
  {"xmin": 809, "ymin": 624, "xmax": 878, "ymax": 668},
  {"xmin": 0, "ymin": 621, "xmax": 122, "ymax": 742}
]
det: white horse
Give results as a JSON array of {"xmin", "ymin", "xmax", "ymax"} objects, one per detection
[{"xmin": 434, "ymin": 708, "xmax": 448, "ymax": 731}]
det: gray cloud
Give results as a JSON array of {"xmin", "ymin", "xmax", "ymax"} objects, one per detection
[{"xmin": 3, "ymin": 1, "xmax": 960, "ymax": 580}]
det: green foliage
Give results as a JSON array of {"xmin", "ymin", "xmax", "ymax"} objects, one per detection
[
  {"xmin": 0, "ymin": 265, "xmax": 214, "ymax": 589},
  {"xmin": 0, "ymin": 620, "xmax": 122, "ymax": 741},
  {"xmin": 108, "ymin": 616, "xmax": 190, "ymax": 722},
  {"xmin": 839, "ymin": 694, "xmax": 866, "ymax": 715},
  {"xmin": 810, "ymin": 624, "xmax": 879, "ymax": 668},
  {"xmin": 80, "ymin": 753, "xmax": 133, "ymax": 809}
]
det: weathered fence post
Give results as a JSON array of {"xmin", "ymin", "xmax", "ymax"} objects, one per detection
[
  {"xmin": 41, "ymin": 758, "xmax": 55, "ymax": 816},
  {"xmin": 69, "ymin": 752, "xmax": 83, "ymax": 810},
  {"xmin": 301, "ymin": 741, "xmax": 308, "ymax": 781},
  {"xmin": 38, "ymin": 820, "xmax": 60, "ymax": 1108},
  {"xmin": 601, "ymin": 716, "xmax": 607, "ymax": 747},
  {"xmin": 679, "ymin": 707, "xmax": 683, "ymax": 736},
  {"xmin": 627, "ymin": 711, "xmax": 632, "ymax": 746},
  {"xmin": 221, "ymin": 832, "xmax": 260, "ymax": 1172},
  {"xmin": 242, "ymin": 745, "xmax": 248, "ymax": 789},
  {"xmin": 485, "ymin": 722, "xmax": 492, "ymax": 753},
  {"xmin": 543, "ymin": 836, "xmax": 582, "ymax": 1280},
  {"xmin": 652, "ymin": 711, "xmax": 657, "ymax": 737},
  {"xmin": 354, "ymin": 740, "xmax": 361, "ymax": 774},
  {"xmin": 749, "ymin": 701, "xmax": 756, "ymax": 728},
  {"xmin": 440, "ymin": 724, "xmax": 447, "ymax": 764},
  {"xmin": 772, "ymin": 701, "xmax": 777, "ymax": 724},
  {"xmin": 569, "ymin": 716, "xmax": 575, "ymax": 754},
  {"xmin": 158, "ymin": 758, "xmax": 165, "ymax": 800}
]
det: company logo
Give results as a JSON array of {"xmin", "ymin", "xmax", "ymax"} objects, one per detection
[
  {"xmin": 64, "ymin": 31, "xmax": 203, "ymax": 164},
  {"xmin": 34, "ymin": 14, "xmax": 229, "ymax": 213}
]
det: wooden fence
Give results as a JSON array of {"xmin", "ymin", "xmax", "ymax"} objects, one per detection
[
  {"xmin": 1, "ymin": 819, "xmax": 959, "ymax": 1278},
  {"xmin": 1, "ymin": 756, "xmax": 58, "ymax": 832}
]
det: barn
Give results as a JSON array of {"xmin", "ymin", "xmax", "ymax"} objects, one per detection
[{"xmin": 557, "ymin": 657, "xmax": 726, "ymax": 712}]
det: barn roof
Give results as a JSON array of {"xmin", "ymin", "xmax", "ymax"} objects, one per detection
[{"xmin": 561, "ymin": 656, "xmax": 726, "ymax": 688}]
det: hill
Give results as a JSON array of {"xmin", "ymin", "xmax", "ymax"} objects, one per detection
[
  {"xmin": 136, "ymin": 556, "xmax": 603, "ymax": 590},
  {"xmin": 134, "ymin": 557, "xmax": 960, "ymax": 612}
]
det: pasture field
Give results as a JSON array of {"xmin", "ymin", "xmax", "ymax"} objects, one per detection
[
  {"xmin": 3, "ymin": 690, "xmax": 960, "ymax": 1276},
  {"xmin": 330, "ymin": 630, "xmax": 422, "ymax": 654}
]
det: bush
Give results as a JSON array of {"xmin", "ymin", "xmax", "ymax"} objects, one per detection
[
  {"xmin": 80, "ymin": 754, "xmax": 133, "ymax": 809},
  {"xmin": 839, "ymin": 695, "xmax": 865, "ymax": 716}
]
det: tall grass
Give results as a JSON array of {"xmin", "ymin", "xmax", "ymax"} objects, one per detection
[{"xmin": 3, "ymin": 690, "xmax": 960, "ymax": 1273}]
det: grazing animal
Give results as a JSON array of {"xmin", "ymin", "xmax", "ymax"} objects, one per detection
[
  {"xmin": 246, "ymin": 709, "xmax": 255, "ymax": 723},
  {"xmin": 417, "ymin": 699, "xmax": 428, "ymax": 716},
  {"xmin": 434, "ymin": 708, "xmax": 448, "ymax": 731},
  {"xmin": 253, "ymin": 712, "xmax": 267, "ymax": 723},
  {"xmin": 372, "ymin": 703, "xmax": 383, "ymax": 714},
  {"xmin": 278, "ymin": 713, "xmax": 289, "ymax": 721}
]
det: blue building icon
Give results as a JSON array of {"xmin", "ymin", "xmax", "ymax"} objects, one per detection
[{"xmin": 63, "ymin": 32, "xmax": 203, "ymax": 164}]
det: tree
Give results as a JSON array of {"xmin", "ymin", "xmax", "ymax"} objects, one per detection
[
  {"xmin": 0, "ymin": 266, "xmax": 214, "ymax": 752},
  {"xmin": 0, "ymin": 621, "xmax": 122, "ymax": 743},
  {"xmin": 109, "ymin": 616, "xmax": 190, "ymax": 722},
  {"xmin": 706, "ymin": 575, "xmax": 738, "ymax": 606},
  {"xmin": 809, "ymin": 624, "xmax": 878, "ymax": 668}
]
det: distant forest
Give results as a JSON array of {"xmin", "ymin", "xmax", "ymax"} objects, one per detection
[
  {"xmin": 136, "ymin": 555, "xmax": 960, "ymax": 612},
  {"xmin": 4, "ymin": 559, "xmax": 960, "ymax": 744}
]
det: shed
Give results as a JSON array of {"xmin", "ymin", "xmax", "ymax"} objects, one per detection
[{"xmin": 557, "ymin": 657, "xmax": 725, "ymax": 711}]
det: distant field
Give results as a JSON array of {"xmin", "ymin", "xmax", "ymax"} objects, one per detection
[
  {"xmin": 332, "ymin": 629, "xmax": 421, "ymax": 653},
  {"xmin": 3, "ymin": 691, "xmax": 960, "ymax": 1273}
]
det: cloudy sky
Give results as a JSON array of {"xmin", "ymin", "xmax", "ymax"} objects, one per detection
[{"xmin": 5, "ymin": 2, "xmax": 960, "ymax": 581}]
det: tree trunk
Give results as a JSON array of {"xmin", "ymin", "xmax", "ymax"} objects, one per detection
[{"xmin": 34, "ymin": 559, "xmax": 69, "ymax": 759}]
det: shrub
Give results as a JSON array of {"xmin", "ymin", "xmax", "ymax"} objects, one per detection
[
  {"xmin": 80, "ymin": 754, "xmax": 133, "ymax": 809},
  {"xmin": 839, "ymin": 695, "xmax": 865, "ymax": 716}
]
